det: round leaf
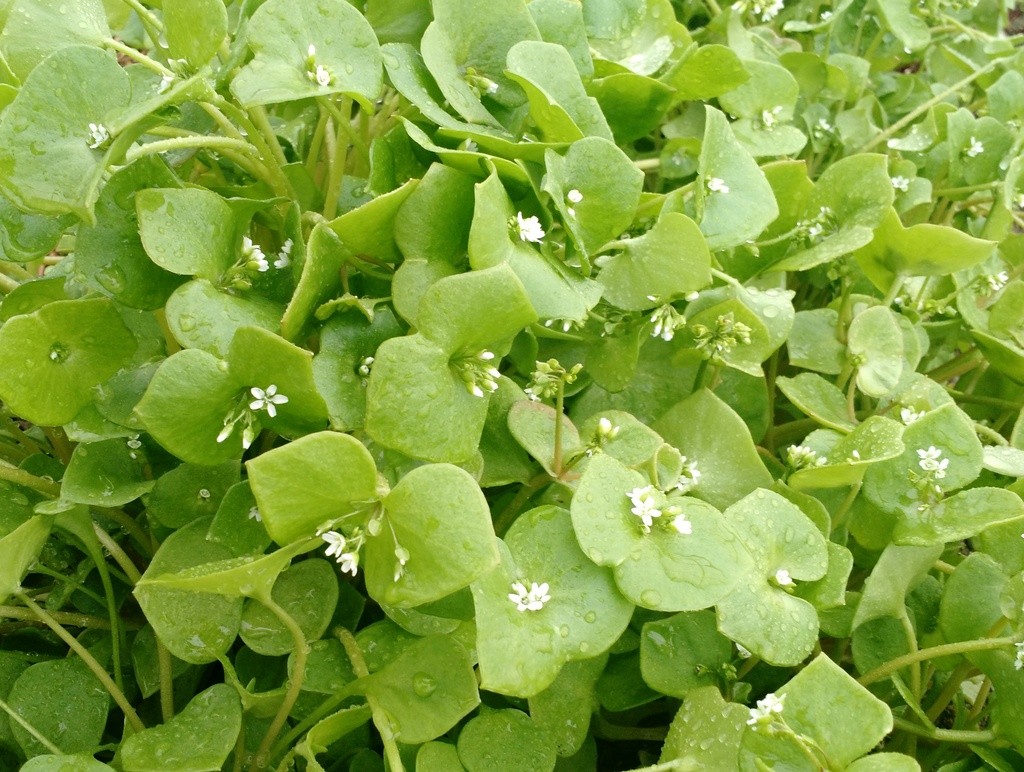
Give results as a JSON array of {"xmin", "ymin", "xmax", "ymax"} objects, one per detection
[{"xmin": 240, "ymin": 559, "xmax": 338, "ymax": 655}]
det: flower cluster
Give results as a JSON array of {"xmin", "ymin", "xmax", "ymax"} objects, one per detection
[
  {"xmin": 649, "ymin": 303, "xmax": 687, "ymax": 342},
  {"xmin": 565, "ymin": 188, "xmax": 583, "ymax": 217},
  {"xmin": 911, "ymin": 445, "xmax": 950, "ymax": 510},
  {"xmin": 706, "ymin": 177, "xmax": 730, "ymax": 194},
  {"xmin": 891, "ymin": 175, "xmax": 911, "ymax": 192},
  {"xmin": 747, "ymin": 692, "xmax": 786, "ymax": 732},
  {"xmin": 305, "ymin": 45, "xmax": 334, "ymax": 88},
  {"xmin": 524, "ymin": 358, "xmax": 582, "ymax": 401},
  {"xmin": 242, "ymin": 236, "xmax": 269, "ymax": 273},
  {"xmin": 900, "ymin": 406, "xmax": 925, "ymax": 425},
  {"xmin": 796, "ymin": 205, "xmax": 836, "ymax": 244},
  {"xmin": 772, "ymin": 568, "xmax": 795, "ymax": 588},
  {"xmin": 627, "ymin": 485, "xmax": 692, "ymax": 535},
  {"xmin": 87, "ymin": 122, "xmax": 110, "ymax": 150},
  {"xmin": 508, "ymin": 581, "xmax": 551, "ymax": 612},
  {"xmin": 759, "ymin": 105, "xmax": 784, "ymax": 131},
  {"xmin": 786, "ymin": 444, "xmax": 826, "ymax": 470},
  {"xmin": 965, "ymin": 136, "xmax": 984, "ymax": 158},
  {"xmin": 216, "ymin": 385, "xmax": 289, "ymax": 449},
  {"xmin": 674, "ymin": 457, "xmax": 701, "ymax": 495},
  {"xmin": 512, "ymin": 211, "xmax": 545, "ymax": 243},
  {"xmin": 917, "ymin": 446, "xmax": 949, "ymax": 480},
  {"xmin": 322, "ymin": 529, "xmax": 362, "ymax": 576},
  {"xmin": 691, "ymin": 312, "xmax": 753, "ymax": 359},
  {"xmin": 453, "ymin": 350, "xmax": 501, "ymax": 398}
]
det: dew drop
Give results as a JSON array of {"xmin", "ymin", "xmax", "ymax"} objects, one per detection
[
  {"xmin": 558, "ymin": 625, "xmax": 570, "ymax": 638},
  {"xmin": 178, "ymin": 314, "xmax": 196, "ymax": 332},
  {"xmin": 48, "ymin": 343, "xmax": 69, "ymax": 363},
  {"xmin": 412, "ymin": 672, "xmax": 437, "ymax": 697},
  {"xmin": 584, "ymin": 611, "xmax": 597, "ymax": 623},
  {"xmin": 640, "ymin": 589, "xmax": 662, "ymax": 607}
]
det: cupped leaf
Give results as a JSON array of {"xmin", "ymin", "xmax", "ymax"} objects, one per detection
[
  {"xmin": 473, "ymin": 506, "xmax": 633, "ymax": 697},
  {"xmin": 121, "ymin": 685, "xmax": 241, "ymax": 772},
  {"xmin": 777, "ymin": 372, "xmax": 856, "ymax": 432},
  {"xmin": 457, "ymin": 709, "xmax": 556, "ymax": 772},
  {"xmin": 246, "ymin": 431, "xmax": 379, "ymax": 545},
  {"xmin": 660, "ymin": 686, "xmax": 748, "ymax": 768},
  {"xmin": 61, "ymin": 438, "xmax": 153, "ymax": 506},
  {"xmin": 528, "ymin": 656, "xmax": 606, "ymax": 758},
  {"xmin": 789, "ymin": 416, "xmax": 905, "ymax": 490},
  {"xmin": 640, "ymin": 610, "xmax": 733, "ymax": 698},
  {"xmin": 240, "ymin": 559, "xmax": 338, "ymax": 655},
  {"xmin": 165, "ymin": 279, "xmax": 283, "ymax": 359},
  {"xmin": 507, "ymin": 400, "xmax": 582, "ymax": 477},
  {"xmin": 0, "ymin": 298, "xmax": 137, "ymax": 426},
  {"xmin": 0, "ymin": 0, "xmax": 110, "ymax": 80},
  {"xmin": 894, "ymin": 487, "xmax": 1024, "ymax": 546},
  {"xmin": 163, "ymin": 0, "xmax": 228, "ymax": 69},
  {"xmin": 231, "ymin": 0, "xmax": 383, "ymax": 109},
  {"xmin": 0, "ymin": 45, "xmax": 128, "ymax": 220},
  {"xmin": 326, "ymin": 178, "xmax": 418, "ymax": 264},
  {"xmin": 848, "ymin": 305, "xmax": 904, "ymax": 398},
  {"xmin": 365, "ymin": 463, "xmax": 500, "ymax": 607},
  {"xmin": 136, "ymin": 188, "xmax": 238, "ymax": 280}
]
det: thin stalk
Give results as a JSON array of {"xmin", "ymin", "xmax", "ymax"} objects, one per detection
[
  {"xmin": 336, "ymin": 628, "xmax": 405, "ymax": 772},
  {"xmin": 0, "ymin": 412, "xmax": 42, "ymax": 456},
  {"xmin": 881, "ymin": 274, "xmax": 907, "ymax": 308},
  {"xmin": 966, "ymin": 677, "xmax": 993, "ymax": 724},
  {"xmin": 946, "ymin": 389, "xmax": 1021, "ymax": 411},
  {"xmin": 93, "ymin": 523, "xmax": 143, "ymax": 584},
  {"xmin": 0, "ymin": 696, "xmax": 62, "ymax": 754},
  {"xmin": 858, "ymin": 637, "xmax": 1016, "ymax": 686},
  {"xmin": 157, "ymin": 641, "xmax": 175, "ymax": 724},
  {"xmin": 0, "ymin": 273, "xmax": 18, "ymax": 293},
  {"xmin": 119, "ymin": 0, "xmax": 163, "ymax": 35},
  {"xmin": 634, "ymin": 157, "xmax": 661, "ymax": 171},
  {"xmin": 0, "ymin": 462, "xmax": 60, "ymax": 498},
  {"xmin": 95, "ymin": 507, "xmax": 156, "ymax": 557},
  {"xmin": 249, "ymin": 106, "xmax": 289, "ymax": 168},
  {"xmin": 552, "ymin": 381, "xmax": 566, "ymax": 476},
  {"xmin": 125, "ymin": 136, "xmax": 257, "ymax": 163},
  {"xmin": 104, "ymin": 38, "xmax": 173, "ymax": 76},
  {"xmin": 924, "ymin": 659, "xmax": 975, "ymax": 722},
  {"xmin": 830, "ymin": 481, "xmax": 862, "ymax": 532},
  {"xmin": 855, "ymin": 60, "xmax": 1000, "ymax": 153},
  {"xmin": 16, "ymin": 592, "xmax": 145, "ymax": 734},
  {"xmin": 891, "ymin": 717, "xmax": 994, "ymax": 743},
  {"xmin": 322, "ymin": 103, "xmax": 352, "ymax": 220},
  {"xmin": 305, "ymin": 106, "xmax": 330, "ymax": 180},
  {"xmin": 250, "ymin": 595, "xmax": 309, "ymax": 772},
  {"xmin": 494, "ymin": 474, "xmax": 551, "ymax": 536},
  {"xmin": 926, "ymin": 348, "xmax": 983, "ymax": 382},
  {"xmin": 933, "ymin": 181, "xmax": 1000, "ymax": 197},
  {"xmin": 0, "ymin": 606, "xmax": 115, "ymax": 629}
]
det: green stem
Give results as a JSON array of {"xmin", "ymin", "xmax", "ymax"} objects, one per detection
[
  {"xmin": 926, "ymin": 348, "xmax": 983, "ymax": 382},
  {"xmin": 856, "ymin": 59, "xmax": 1001, "ymax": 153},
  {"xmin": 858, "ymin": 637, "xmax": 1016, "ymax": 686},
  {"xmin": 157, "ymin": 639, "xmax": 175, "ymax": 724},
  {"xmin": 949, "ymin": 390, "xmax": 1019, "ymax": 412},
  {"xmin": 975, "ymin": 422, "xmax": 1008, "ymax": 446},
  {"xmin": 250, "ymin": 595, "xmax": 309, "ymax": 772},
  {"xmin": 248, "ymin": 106, "xmax": 289, "ymax": 169},
  {"xmin": 933, "ymin": 181, "xmax": 1000, "ymax": 197},
  {"xmin": 16, "ymin": 592, "xmax": 145, "ymax": 734},
  {"xmin": 104, "ymin": 38, "xmax": 173, "ymax": 76},
  {"xmin": 494, "ymin": 473, "xmax": 551, "ymax": 537},
  {"xmin": 322, "ymin": 104, "xmax": 352, "ymax": 220},
  {"xmin": 119, "ymin": 0, "xmax": 163, "ymax": 34},
  {"xmin": 553, "ymin": 382, "xmax": 565, "ymax": 477},
  {"xmin": 925, "ymin": 659, "xmax": 975, "ymax": 722},
  {"xmin": 125, "ymin": 135, "xmax": 257, "ymax": 162},
  {"xmin": 0, "ymin": 462, "xmax": 60, "ymax": 497},
  {"xmin": 92, "ymin": 523, "xmax": 142, "ymax": 584},
  {"xmin": 830, "ymin": 481, "xmax": 862, "ymax": 532},
  {"xmin": 892, "ymin": 717, "xmax": 995, "ymax": 744},
  {"xmin": 0, "ymin": 695, "xmax": 62, "ymax": 754},
  {"xmin": 95, "ymin": 507, "xmax": 156, "ymax": 558},
  {"xmin": 335, "ymin": 628, "xmax": 405, "ymax": 772},
  {"xmin": 0, "ymin": 605, "xmax": 115, "ymax": 629},
  {"xmin": 634, "ymin": 157, "xmax": 660, "ymax": 171},
  {"xmin": 0, "ymin": 273, "xmax": 18, "ymax": 293}
]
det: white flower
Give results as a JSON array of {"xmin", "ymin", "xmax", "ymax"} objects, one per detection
[
  {"xmin": 891, "ymin": 175, "xmax": 911, "ymax": 192},
  {"xmin": 338, "ymin": 551, "xmax": 359, "ymax": 576},
  {"xmin": 243, "ymin": 236, "xmax": 269, "ymax": 272},
  {"xmin": 628, "ymin": 485, "xmax": 662, "ymax": 532},
  {"xmin": 508, "ymin": 581, "xmax": 551, "ymax": 612},
  {"xmin": 736, "ymin": 643, "xmax": 753, "ymax": 659},
  {"xmin": 672, "ymin": 514, "xmax": 693, "ymax": 535},
  {"xmin": 516, "ymin": 211, "xmax": 545, "ymax": 243},
  {"xmin": 567, "ymin": 188, "xmax": 583, "ymax": 204},
  {"xmin": 706, "ymin": 177, "xmax": 730, "ymax": 194},
  {"xmin": 455, "ymin": 350, "xmax": 500, "ymax": 397},
  {"xmin": 759, "ymin": 0, "xmax": 784, "ymax": 20},
  {"xmin": 650, "ymin": 304, "xmax": 686, "ymax": 342},
  {"xmin": 814, "ymin": 118, "xmax": 833, "ymax": 136},
  {"xmin": 249, "ymin": 385, "xmax": 289, "ymax": 418},
  {"xmin": 357, "ymin": 356, "xmax": 374, "ymax": 377},
  {"xmin": 157, "ymin": 73, "xmax": 175, "ymax": 94},
  {"xmin": 1015, "ymin": 642, "xmax": 1024, "ymax": 671},
  {"xmin": 966, "ymin": 137, "xmax": 984, "ymax": 158},
  {"xmin": 597, "ymin": 417, "xmax": 619, "ymax": 441},
  {"xmin": 820, "ymin": 9, "xmax": 833, "ymax": 20},
  {"xmin": 787, "ymin": 445, "xmax": 825, "ymax": 470},
  {"xmin": 917, "ymin": 446, "xmax": 949, "ymax": 479},
  {"xmin": 900, "ymin": 406, "xmax": 925, "ymax": 425},
  {"xmin": 747, "ymin": 692, "xmax": 785, "ymax": 727},
  {"xmin": 248, "ymin": 507, "xmax": 262, "ymax": 522},
  {"xmin": 87, "ymin": 123, "xmax": 110, "ymax": 149},
  {"xmin": 774, "ymin": 568, "xmax": 794, "ymax": 587},
  {"xmin": 676, "ymin": 457, "xmax": 701, "ymax": 494},
  {"xmin": 760, "ymin": 106, "xmax": 783, "ymax": 131},
  {"xmin": 322, "ymin": 530, "xmax": 347, "ymax": 559},
  {"xmin": 274, "ymin": 238, "xmax": 293, "ymax": 269},
  {"xmin": 985, "ymin": 271, "xmax": 1009, "ymax": 293},
  {"xmin": 311, "ymin": 64, "xmax": 333, "ymax": 87}
]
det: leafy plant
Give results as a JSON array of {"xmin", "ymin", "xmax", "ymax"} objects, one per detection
[{"xmin": 0, "ymin": 0, "xmax": 1023, "ymax": 770}]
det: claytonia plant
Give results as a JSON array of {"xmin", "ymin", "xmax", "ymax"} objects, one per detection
[
  {"xmin": 513, "ymin": 211, "xmax": 545, "ymax": 243},
  {"xmin": 649, "ymin": 303, "xmax": 687, "ymax": 341},
  {"xmin": 87, "ymin": 122, "xmax": 110, "ymax": 149},
  {"xmin": 747, "ymin": 693, "xmax": 786, "ymax": 731},
  {"xmin": 452, "ymin": 350, "xmax": 501, "ymax": 397},
  {"xmin": 508, "ymin": 581, "xmax": 551, "ymax": 612},
  {"xmin": 249, "ymin": 384, "xmax": 288, "ymax": 417}
]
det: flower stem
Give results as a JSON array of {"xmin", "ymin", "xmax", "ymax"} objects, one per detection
[
  {"xmin": 0, "ymin": 462, "xmax": 60, "ymax": 498},
  {"xmin": 553, "ymin": 381, "xmax": 566, "ymax": 477},
  {"xmin": 15, "ymin": 591, "xmax": 145, "ymax": 734},
  {"xmin": 335, "ymin": 627, "xmax": 405, "ymax": 772},
  {"xmin": 104, "ymin": 37, "xmax": 173, "ymax": 76},
  {"xmin": 157, "ymin": 639, "xmax": 175, "ymax": 724},
  {"xmin": 0, "ymin": 605, "xmax": 115, "ymax": 629},
  {"xmin": 125, "ymin": 135, "xmax": 257, "ymax": 162},
  {"xmin": 250, "ymin": 595, "xmax": 309, "ymax": 772},
  {"xmin": 92, "ymin": 523, "xmax": 142, "ymax": 584},
  {"xmin": 322, "ymin": 100, "xmax": 353, "ymax": 220},
  {"xmin": 857, "ymin": 637, "xmax": 1016, "ymax": 686},
  {"xmin": 892, "ymin": 717, "xmax": 995, "ymax": 744},
  {"xmin": 0, "ymin": 696, "xmax": 62, "ymax": 754}
]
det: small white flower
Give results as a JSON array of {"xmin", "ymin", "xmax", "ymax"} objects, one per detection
[
  {"xmin": 985, "ymin": 271, "xmax": 1009, "ymax": 293},
  {"xmin": 814, "ymin": 118, "xmax": 833, "ymax": 135},
  {"xmin": 311, "ymin": 64, "xmax": 333, "ymax": 87},
  {"xmin": 787, "ymin": 445, "xmax": 825, "ymax": 470},
  {"xmin": 249, "ymin": 384, "xmax": 289, "ymax": 418},
  {"xmin": 820, "ymin": 9, "xmax": 833, "ymax": 20},
  {"xmin": 672, "ymin": 514, "xmax": 693, "ymax": 535},
  {"xmin": 1014, "ymin": 641, "xmax": 1024, "ymax": 671},
  {"xmin": 308, "ymin": 44, "xmax": 317, "ymax": 58},
  {"xmin": 760, "ymin": 0, "xmax": 784, "ymax": 20},
  {"xmin": 649, "ymin": 304, "xmax": 686, "ymax": 342},
  {"xmin": 126, "ymin": 435, "xmax": 142, "ymax": 450},
  {"xmin": 338, "ymin": 551, "xmax": 359, "ymax": 576},
  {"xmin": 322, "ymin": 530, "xmax": 347, "ymax": 559},
  {"xmin": 87, "ymin": 123, "xmax": 110, "ymax": 149},
  {"xmin": 900, "ymin": 406, "xmax": 925, "ymax": 425},
  {"xmin": 774, "ymin": 568, "xmax": 794, "ymax": 587},
  {"xmin": 157, "ymin": 73, "xmax": 175, "ymax": 94},
  {"xmin": 847, "ymin": 449, "xmax": 862, "ymax": 463},
  {"xmin": 628, "ymin": 485, "xmax": 663, "ymax": 532},
  {"xmin": 242, "ymin": 236, "xmax": 269, "ymax": 272},
  {"xmin": 747, "ymin": 692, "xmax": 785, "ymax": 727},
  {"xmin": 675, "ymin": 457, "xmax": 701, "ymax": 494},
  {"xmin": 917, "ymin": 446, "xmax": 949, "ymax": 479},
  {"xmin": 891, "ymin": 175, "xmax": 911, "ymax": 192},
  {"xmin": 736, "ymin": 643, "xmax": 753, "ymax": 659},
  {"xmin": 966, "ymin": 137, "xmax": 984, "ymax": 158},
  {"xmin": 198, "ymin": 488, "xmax": 211, "ymax": 500},
  {"xmin": 760, "ymin": 106, "xmax": 783, "ymax": 131},
  {"xmin": 357, "ymin": 356, "xmax": 375, "ymax": 377},
  {"xmin": 567, "ymin": 188, "xmax": 583, "ymax": 204},
  {"xmin": 516, "ymin": 211, "xmax": 545, "ymax": 243},
  {"xmin": 274, "ymin": 238, "xmax": 293, "ymax": 269},
  {"xmin": 706, "ymin": 177, "xmax": 730, "ymax": 194},
  {"xmin": 248, "ymin": 507, "xmax": 262, "ymax": 522},
  {"xmin": 596, "ymin": 417, "xmax": 619, "ymax": 441},
  {"xmin": 508, "ymin": 581, "xmax": 551, "ymax": 612}
]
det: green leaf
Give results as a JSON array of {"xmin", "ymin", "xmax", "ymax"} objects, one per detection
[
  {"xmin": 417, "ymin": 264, "xmax": 538, "ymax": 354},
  {"xmin": 0, "ymin": 193, "xmax": 72, "ymax": 264},
  {"xmin": 0, "ymin": 46, "xmax": 128, "ymax": 220},
  {"xmin": 163, "ymin": 0, "xmax": 228, "ymax": 68},
  {"xmin": 134, "ymin": 520, "xmax": 243, "ymax": 663},
  {"xmin": 787, "ymin": 309, "xmax": 844, "ymax": 374},
  {"xmin": 528, "ymin": 656, "xmax": 606, "ymax": 758},
  {"xmin": 777, "ymin": 653, "xmax": 893, "ymax": 768},
  {"xmin": 596, "ymin": 213, "xmax": 711, "ymax": 310},
  {"xmin": 136, "ymin": 188, "xmax": 238, "ymax": 280},
  {"xmin": 473, "ymin": 507, "xmax": 632, "ymax": 697},
  {"xmin": 60, "ymin": 438, "xmax": 153, "ymax": 507},
  {"xmin": 543, "ymin": 137, "xmax": 645, "ymax": 259},
  {"xmin": 654, "ymin": 388, "xmax": 773, "ymax": 510},
  {"xmin": 246, "ymin": 431, "xmax": 379, "ymax": 545},
  {"xmin": 855, "ymin": 208, "xmax": 996, "ymax": 291},
  {"xmin": 0, "ymin": 515, "xmax": 51, "ymax": 606},
  {"xmin": 147, "ymin": 461, "xmax": 238, "ymax": 529},
  {"xmin": 660, "ymin": 686, "xmax": 747, "ymax": 768},
  {"xmin": 20, "ymin": 756, "xmax": 114, "ymax": 772},
  {"xmin": 697, "ymin": 106, "xmax": 779, "ymax": 250},
  {"xmin": 0, "ymin": 0, "xmax": 110, "ymax": 81},
  {"xmin": 135, "ymin": 349, "xmax": 243, "ymax": 466},
  {"xmin": 666, "ymin": 44, "xmax": 748, "ymax": 102},
  {"xmin": 165, "ymin": 279, "xmax": 283, "ymax": 359},
  {"xmin": 394, "ymin": 163, "xmax": 477, "ymax": 263},
  {"xmin": 570, "ymin": 454, "xmax": 748, "ymax": 611},
  {"xmin": 74, "ymin": 158, "xmax": 185, "ymax": 310},
  {"xmin": 586, "ymin": 0, "xmax": 686, "ymax": 75},
  {"xmin": 894, "ymin": 487, "xmax": 1024, "ymax": 546},
  {"xmin": 939, "ymin": 553, "xmax": 1006, "ymax": 644},
  {"xmin": 7, "ymin": 658, "xmax": 109, "ymax": 758},
  {"xmin": 715, "ymin": 489, "xmax": 828, "ymax": 666},
  {"xmin": 507, "ymin": 400, "xmax": 582, "ymax": 477},
  {"xmin": 365, "ymin": 334, "xmax": 489, "ymax": 463},
  {"xmin": 326, "ymin": 178, "xmax": 418, "ymax": 264},
  {"xmin": 365, "ymin": 463, "xmax": 499, "ymax": 607},
  {"xmin": 640, "ymin": 610, "xmax": 733, "ymax": 698},
  {"xmin": 848, "ymin": 305, "xmax": 904, "ymax": 397},
  {"xmin": 121, "ymin": 685, "xmax": 241, "ymax": 772},
  {"xmin": 875, "ymin": 0, "xmax": 930, "ymax": 52},
  {"xmin": 231, "ymin": 0, "xmax": 383, "ymax": 109},
  {"xmin": 240, "ymin": 559, "xmax": 338, "ymax": 655},
  {"xmin": 294, "ymin": 705, "xmax": 372, "ymax": 770},
  {"xmin": 456, "ymin": 709, "xmax": 556, "ymax": 772},
  {"xmin": 360, "ymin": 634, "xmax": 479, "ymax": 745},
  {"xmin": 777, "ymin": 373, "xmax": 855, "ymax": 432},
  {"xmin": 0, "ymin": 298, "xmax": 137, "ymax": 426}
]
